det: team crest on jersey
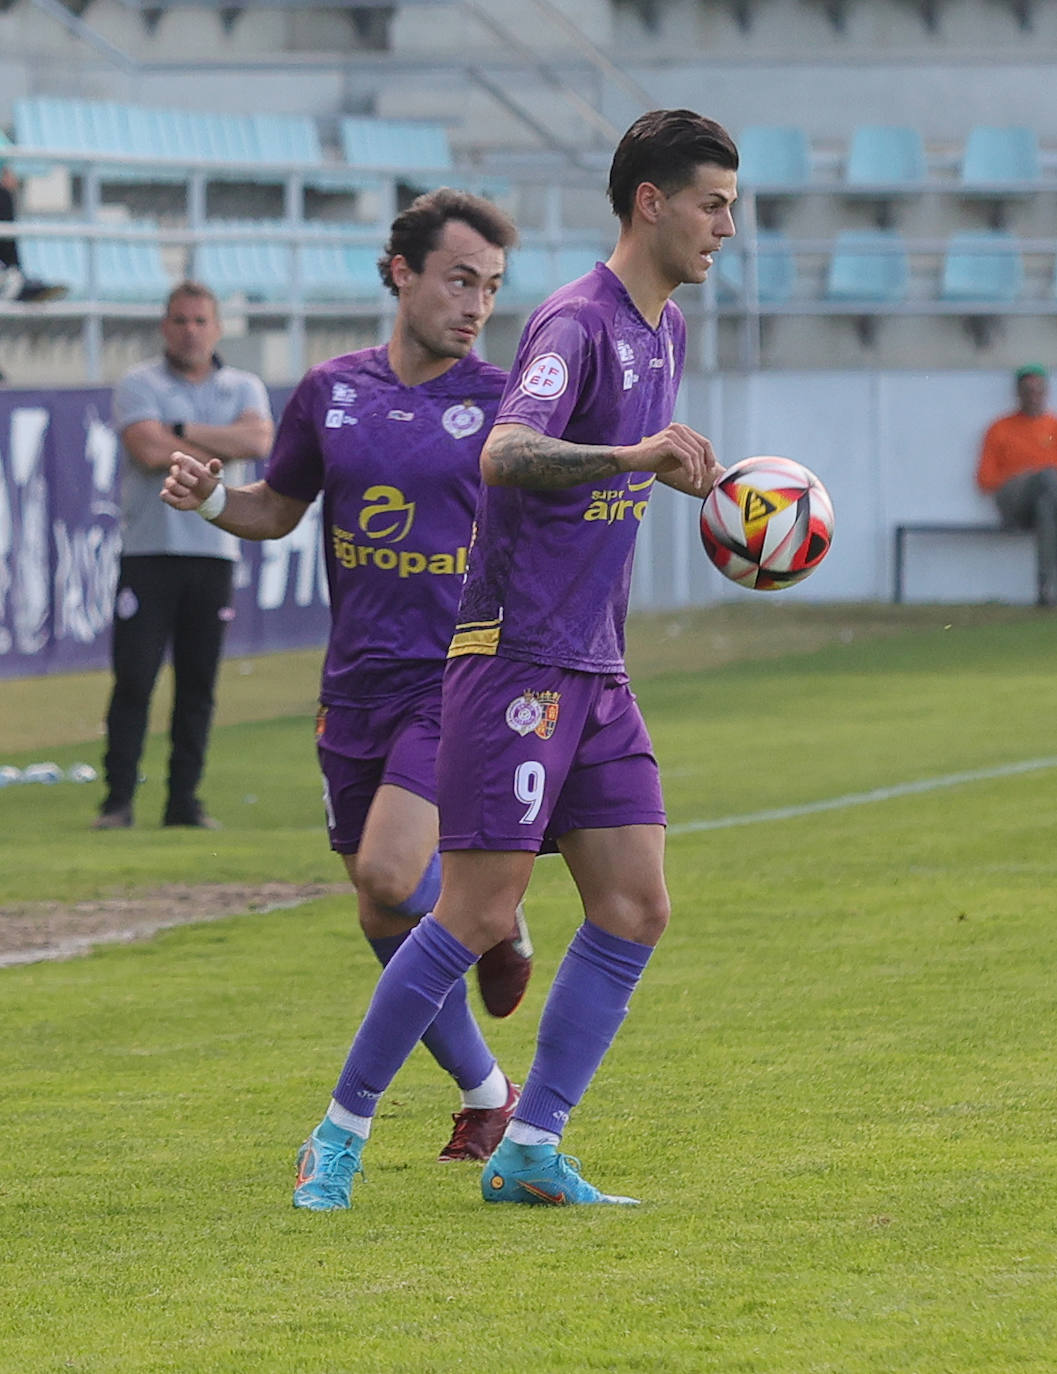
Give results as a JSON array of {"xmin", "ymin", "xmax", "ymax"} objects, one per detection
[
  {"xmin": 505, "ymin": 690, "xmax": 561, "ymax": 739},
  {"xmin": 442, "ymin": 402, "xmax": 485, "ymax": 439},
  {"xmin": 520, "ymin": 353, "xmax": 568, "ymax": 400}
]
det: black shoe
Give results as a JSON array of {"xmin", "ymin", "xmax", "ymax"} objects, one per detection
[
  {"xmin": 163, "ymin": 800, "xmax": 221, "ymax": 829},
  {"xmin": 17, "ymin": 278, "xmax": 69, "ymax": 303},
  {"xmin": 92, "ymin": 805, "xmax": 133, "ymax": 830}
]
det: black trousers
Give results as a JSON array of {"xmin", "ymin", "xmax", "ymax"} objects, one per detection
[
  {"xmin": 1, "ymin": 184, "xmax": 19, "ymax": 270},
  {"xmin": 102, "ymin": 554, "xmax": 234, "ymax": 818}
]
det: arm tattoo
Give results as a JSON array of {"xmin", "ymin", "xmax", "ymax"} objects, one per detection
[{"xmin": 486, "ymin": 427, "xmax": 623, "ymax": 489}]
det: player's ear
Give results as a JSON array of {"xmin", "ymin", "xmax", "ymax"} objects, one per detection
[
  {"xmin": 390, "ymin": 254, "xmax": 416, "ymax": 290},
  {"xmin": 634, "ymin": 181, "xmax": 665, "ymax": 224}
]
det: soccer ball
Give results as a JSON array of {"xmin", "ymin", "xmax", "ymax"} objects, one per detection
[{"xmin": 699, "ymin": 455, "xmax": 834, "ymax": 591}]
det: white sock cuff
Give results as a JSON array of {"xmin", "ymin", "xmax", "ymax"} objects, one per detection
[
  {"xmin": 326, "ymin": 1098, "xmax": 372, "ymax": 1139},
  {"xmin": 460, "ymin": 1061, "xmax": 509, "ymax": 1110}
]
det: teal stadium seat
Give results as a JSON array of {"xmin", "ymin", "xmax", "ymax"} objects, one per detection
[
  {"xmin": 295, "ymin": 225, "xmax": 385, "ymax": 301},
  {"xmin": 503, "ymin": 243, "xmax": 606, "ymax": 304},
  {"xmin": 961, "ymin": 125, "xmax": 1040, "ymax": 188},
  {"xmin": 249, "ymin": 113, "xmax": 330, "ymax": 183},
  {"xmin": 736, "ymin": 126, "xmax": 812, "ymax": 188},
  {"xmin": 17, "ymin": 234, "xmax": 88, "ymax": 299},
  {"xmin": 13, "ymin": 96, "xmax": 333, "ymax": 185},
  {"xmin": 339, "ymin": 117, "xmax": 453, "ymax": 192},
  {"xmin": 941, "ymin": 231, "xmax": 1023, "ymax": 303},
  {"xmin": 195, "ymin": 222, "xmax": 292, "ymax": 302},
  {"xmin": 826, "ymin": 230, "xmax": 909, "ymax": 303},
  {"xmin": 846, "ymin": 125, "xmax": 927, "ymax": 189},
  {"xmin": 92, "ymin": 223, "xmax": 172, "ymax": 302},
  {"xmin": 715, "ymin": 231, "xmax": 796, "ymax": 304}
]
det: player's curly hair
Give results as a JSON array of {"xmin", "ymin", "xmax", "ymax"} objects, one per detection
[
  {"xmin": 607, "ymin": 109, "xmax": 739, "ymax": 223},
  {"xmin": 378, "ymin": 188, "xmax": 518, "ymax": 296}
]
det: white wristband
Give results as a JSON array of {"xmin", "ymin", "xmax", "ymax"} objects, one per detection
[{"xmin": 197, "ymin": 482, "xmax": 227, "ymax": 522}]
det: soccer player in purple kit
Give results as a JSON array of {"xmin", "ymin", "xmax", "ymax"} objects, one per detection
[
  {"xmin": 160, "ymin": 189, "xmax": 535, "ymax": 1188},
  {"xmin": 286, "ymin": 109, "xmax": 738, "ymax": 1210}
]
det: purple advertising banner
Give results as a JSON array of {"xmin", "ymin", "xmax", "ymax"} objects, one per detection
[{"xmin": 0, "ymin": 386, "xmax": 329, "ymax": 680}]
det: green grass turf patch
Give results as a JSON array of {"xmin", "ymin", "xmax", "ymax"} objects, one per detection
[{"xmin": 3, "ymin": 607, "xmax": 1057, "ymax": 1371}]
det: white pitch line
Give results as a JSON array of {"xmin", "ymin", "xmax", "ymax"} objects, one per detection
[{"xmin": 668, "ymin": 756, "xmax": 1057, "ymax": 835}]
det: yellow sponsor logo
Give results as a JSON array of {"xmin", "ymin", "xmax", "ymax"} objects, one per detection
[
  {"xmin": 358, "ymin": 484, "xmax": 416, "ymax": 542},
  {"xmin": 584, "ymin": 491, "xmax": 650, "ymax": 524},
  {"xmin": 583, "ymin": 473, "xmax": 654, "ymax": 524},
  {"xmin": 332, "ymin": 525, "xmax": 467, "ymax": 578}
]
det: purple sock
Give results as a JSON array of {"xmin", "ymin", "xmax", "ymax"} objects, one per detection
[
  {"xmin": 392, "ymin": 852, "xmax": 441, "ymax": 919},
  {"xmin": 516, "ymin": 920, "xmax": 654, "ymax": 1137},
  {"xmin": 334, "ymin": 915, "xmax": 478, "ymax": 1116},
  {"xmin": 368, "ymin": 930, "xmax": 495, "ymax": 1092}
]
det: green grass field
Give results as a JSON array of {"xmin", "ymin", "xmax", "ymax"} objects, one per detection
[{"xmin": 3, "ymin": 604, "xmax": 1057, "ymax": 1373}]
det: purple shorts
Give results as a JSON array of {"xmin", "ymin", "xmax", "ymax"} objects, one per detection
[
  {"xmin": 437, "ymin": 656, "xmax": 665, "ymax": 853},
  {"xmin": 316, "ymin": 685, "xmax": 440, "ymax": 854}
]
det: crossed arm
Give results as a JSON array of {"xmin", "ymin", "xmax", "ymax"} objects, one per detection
[{"xmin": 124, "ymin": 409, "xmax": 274, "ymax": 474}]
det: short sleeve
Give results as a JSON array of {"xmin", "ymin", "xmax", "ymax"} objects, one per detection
[
  {"xmin": 111, "ymin": 369, "xmax": 164, "ymax": 433},
  {"xmin": 237, "ymin": 372, "xmax": 272, "ymax": 420},
  {"xmin": 494, "ymin": 312, "xmax": 591, "ymax": 439},
  {"xmin": 264, "ymin": 377, "xmax": 323, "ymax": 504}
]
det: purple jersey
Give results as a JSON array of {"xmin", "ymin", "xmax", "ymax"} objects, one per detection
[
  {"xmin": 449, "ymin": 263, "xmax": 686, "ymax": 673},
  {"xmin": 266, "ymin": 346, "xmax": 507, "ymax": 702}
]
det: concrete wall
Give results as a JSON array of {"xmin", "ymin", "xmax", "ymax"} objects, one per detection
[{"xmin": 632, "ymin": 366, "xmax": 1036, "ymax": 610}]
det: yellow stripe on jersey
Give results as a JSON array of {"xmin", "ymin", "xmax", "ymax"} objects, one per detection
[{"xmin": 448, "ymin": 619, "xmax": 502, "ymax": 658}]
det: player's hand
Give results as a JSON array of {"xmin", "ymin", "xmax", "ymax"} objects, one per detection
[
  {"xmin": 160, "ymin": 452, "xmax": 223, "ymax": 510},
  {"xmin": 615, "ymin": 423, "xmax": 723, "ymax": 496}
]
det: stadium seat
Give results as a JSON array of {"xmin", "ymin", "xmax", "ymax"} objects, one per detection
[
  {"xmin": 12, "ymin": 96, "xmax": 335, "ymax": 187},
  {"xmin": 294, "ymin": 226, "xmax": 385, "ymax": 301},
  {"xmin": 16, "ymin": 233, "xmax": 88, "ymax": 299},
  {"xmin": 250, "ymin": 113, "xmax": 326, "ymax": 181},
  {"xmin": 961, "ymin": 126, "xmax": 1040, "ymax": 188},
  {"xmin": 846, "ymin": 125, "xmax": 927, "ymax": 189},
  {"xmin": 736, "ymin": 126, "xmax": 812, "ymax": 188},
  {"xmin": 339, "ymin": 117, "xmax": 453, "ymax": 191},
  {"xmin": 715, "ymin": 231, "xmax": 796, "ymax": 304},
  {"xmin": 92, "ymin": 223, "xmax": 172, "ymax": 302},
  {"xmin": 195, "ymin": 222, "xmax": 292, "ymax": 302},
  {"xmin": 503, "ymin": 243, "xmax": 606, "ymax": 304},
  {"xmin": 941, "ymin": 231, "xmax": 1023, "ymax": 302},
  {"xmin": 826, "ymin": 230, "xmax": 910, "ymax": 303}
]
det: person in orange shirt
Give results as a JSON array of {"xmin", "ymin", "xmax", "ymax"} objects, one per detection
[{"xmin": 976, "ymin": 364, "xmax": 1057, "ymax": 606}]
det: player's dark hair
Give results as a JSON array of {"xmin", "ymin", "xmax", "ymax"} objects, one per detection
[
  {"xmin": 607, "ymin": 109, "xmax": 739, "ymax": 223},
  {"xmin": 165, "ymin": 279, "xmax": 220, "ymax": 316},
  {"xmin": 378, "ymin": 188, "xmax": 518, "ymax": 296}
]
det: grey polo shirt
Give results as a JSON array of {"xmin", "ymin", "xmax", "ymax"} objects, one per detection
[{"xmin": 112, "ymin": 356, "xmax": 271, "ymax": 559}]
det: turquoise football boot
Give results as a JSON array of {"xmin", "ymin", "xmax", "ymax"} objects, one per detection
[
  {"xmin": 293, "ymin": 1119, "xmax": 365, "ymax": 1210},
  {"xmin": 482, "ymin": 1138, "xmax": 639, "ymax": 1206}
]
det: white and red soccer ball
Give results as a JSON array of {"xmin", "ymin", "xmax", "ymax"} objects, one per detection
[{"xmin": 699, "ymin": 455, "xmax": 834, "ymax": 591}]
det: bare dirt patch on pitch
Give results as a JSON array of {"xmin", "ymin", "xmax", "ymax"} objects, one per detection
[{"xmin": 0, "ymin": 882, "xmax": 349, "ymax": 968}]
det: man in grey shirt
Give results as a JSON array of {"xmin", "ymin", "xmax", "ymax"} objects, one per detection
[{"xmin": 94, "ymin": 280, "xmax": 273, "ymax": 829}]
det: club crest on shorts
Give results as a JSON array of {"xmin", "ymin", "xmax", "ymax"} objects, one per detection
[
  {"xmin": 505, "ymin": 690, "xmax": 561, "ymax": 739},
  {"xmin": 442, "ymin": 402, "xmax": 485, "ymax": 439}
]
